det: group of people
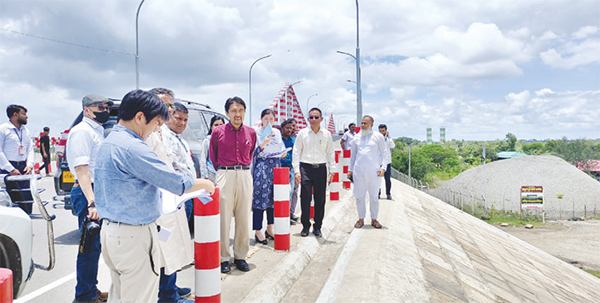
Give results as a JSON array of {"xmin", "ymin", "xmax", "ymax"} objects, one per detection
[{"xmin": 1, "ymin": 92, "xmax": 397, "ymax": 303}]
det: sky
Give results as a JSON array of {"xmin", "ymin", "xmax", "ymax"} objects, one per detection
[{"xmin": 0, "ymin": 0, "xmax": 599, "ymax": 141}]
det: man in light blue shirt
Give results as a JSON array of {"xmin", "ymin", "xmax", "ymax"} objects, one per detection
[{"xmin": 95, "ymin": 90, "xmax": 214, "ymax": 303}]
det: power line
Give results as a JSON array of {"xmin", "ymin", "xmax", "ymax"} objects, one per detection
[{"xmin": 0, "ymin": 27, "xmax": 134, "ymax": 56}]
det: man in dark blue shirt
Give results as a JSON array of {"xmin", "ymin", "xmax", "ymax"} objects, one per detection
[{"xmin": 281, "ymin": 118, "xmax": 299, "ymax": 222}]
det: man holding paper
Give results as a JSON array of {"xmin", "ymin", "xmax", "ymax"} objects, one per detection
[
  {"xmin": 146, "ymin": 88, "xmax": 195, "ymax": 302},
  {"xmin": 95, "ymin": 90, "xmax": 214, "ymax": 303}
]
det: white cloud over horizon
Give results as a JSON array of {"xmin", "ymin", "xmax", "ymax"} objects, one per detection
[{"xmin": 0, "ymin": 0, "xmax": 598, "ymax": 142}]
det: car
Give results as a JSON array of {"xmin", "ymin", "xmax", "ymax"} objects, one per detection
[
  {"xmin": 53, "ymin": 98, "xmax": 227, "ymax": 210},
  {"xmin": 0, "ymin": 175, "xmax": 56, "ymax": 299}
]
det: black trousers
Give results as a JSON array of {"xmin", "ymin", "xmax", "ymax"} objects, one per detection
[
  {"xmin": 300, "ymin": 163, "xmax": 327, "ymax": 230},
  {"xmin": 39, "ymin": 155, "xmax": 51, "ymax": 174},
  {"xmin": 384, "ymin": 163, "xmax": 392, "ymax": 195}
]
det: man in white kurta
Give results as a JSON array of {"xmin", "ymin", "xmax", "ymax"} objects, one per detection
[
  {"xmin": 147, "ymin": 88, "xmax": 193, "ymax": 302},
  {"xmin": 348, "ymin": 115, "xmax": 388, "ymax": 229}
]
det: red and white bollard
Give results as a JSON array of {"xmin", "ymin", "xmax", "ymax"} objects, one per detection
[
  {"xmin": 194, "ymin": 188, "xmax": 221, "ymax": 302},
  {"xmin": 342, "ymin": 149, "xmax": 351, "ymax": 189},
  {"xmin": 0, "ymin": 268, "xmax": 12, "ymax": 303},
  {"xmin": 310, "ymin": 196, "xmax": 314, "ymax": 219},
  {"xmin": 330, "ymin": 173, "xmax": 340, "ymax": 201},
  {"xmin": 273, "ymin": 167, "xmax": 290, "ymax": 251},
  {"xmin": 330, "ymin": 151, "xmax": 341, "ymax": 201}
]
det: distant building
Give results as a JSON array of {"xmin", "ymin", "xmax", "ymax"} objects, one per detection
[
  {"xmin": 496, "ymin": 151, "xmax": 526, "ymax": 160},
  {"xmin": 576, "ymin": 160, "xmax": 600, "ymax": 182}
]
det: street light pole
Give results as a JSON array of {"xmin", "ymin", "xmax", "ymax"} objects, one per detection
[
  {"xmin": 306, "ymin": 93, "xmax": 318, "ymax": 116},
  {"xmin": 337, "ymin": 50, "xmax": 360, "ymax": 123},
  {"xmin": 248, "ymin": 54, "xmax": 272, "ymax": 125},
  {"xmin": 355, "ymin": 0, "xmax": 362, "ymax": 124},
  {"xmin": 135, "ymin": 0, "xmax": 145, "ymax": 89}
]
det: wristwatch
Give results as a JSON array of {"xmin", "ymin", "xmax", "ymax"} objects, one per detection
[{"xmin": 88, "ymin": 202, "xmax": 96, "ymax": 208}]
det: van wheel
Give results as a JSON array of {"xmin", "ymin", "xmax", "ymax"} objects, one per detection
[{"xmin": 0, "ymin": 236, "xmax": 23, "ymax": 299}]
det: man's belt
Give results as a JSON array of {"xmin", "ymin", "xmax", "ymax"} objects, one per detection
[
  {"xmin": 300, "ymin": 162, "xmax": 326, "ymax": 168},
  {"xmin": 9, "ymin": 161, "xmax": 26, "ymax": 166},
  {"xmin": 218, "ymin": 165, "xmax": 250, "ymax": 170}
]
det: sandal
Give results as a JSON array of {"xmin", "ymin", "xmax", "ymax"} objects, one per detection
[
  {"xmin": 354, "ymin": 219, "xmax": 364, "ymax": 228},
  {"xmin": 371, "ymin": 219, "xmax": 382, "ymax": 229}
]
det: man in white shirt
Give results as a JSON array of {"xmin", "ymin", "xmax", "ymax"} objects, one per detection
[
  {"xmin": 66, "ymin": 94, "xmax": 112, "ymax": 303},
  {"xmin": 161, "ymin": 102, "xmax": 195, "ymax": 220},
  {"xmin": 378, "ymin": 124, "xmax": 395, "ymax": 200},
  {"xmin": 0, "ymin": 104, "xmax": 35, "ymax": 213},
  {"xmin": 292, "ymin": 107, "xmax": 335, "ymax": 237},
  {"xmin": 147, "ymin": 88, "xmax": 193, "ymax": 303},
  {"xmin": 340, "ymin": 123, "xmax": 356, "ymax": 150},
  {"xmin": 348, "ymin": 115, "xmax": 388, "ymax": 229}
]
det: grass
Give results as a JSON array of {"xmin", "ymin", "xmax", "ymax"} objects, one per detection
[
  {"xmin": 458, "ymin": 203, "xmax": 545, "ymax": 226},
  {"xmin": 584, "ymin": 269, "xmax": 600, "ymax": 279}
]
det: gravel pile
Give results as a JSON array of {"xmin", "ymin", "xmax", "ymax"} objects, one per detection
[{"xmin": 440, "ymin": 155, "xmax": 600, "ymax": 219}]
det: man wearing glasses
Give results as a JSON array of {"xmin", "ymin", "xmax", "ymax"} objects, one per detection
[
  {"xmin": 292, "ymin": 108, "xmax": 335, "ymax": 237},
  {"xmin": 67, "ymin": 94, "xmax": 112, "ymax": 303},
  {"xmin": 146, "ymin": 88, "xmax": 194, "ymax": 302}
]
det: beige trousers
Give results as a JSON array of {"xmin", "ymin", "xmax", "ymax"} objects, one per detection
[
  {"xmin": 216, "ymin": 169, "xmax": 252, "ymax": 262},
  {"xmin": 101, "ymin": 221, "xmax": 161, "ymax": 303}
]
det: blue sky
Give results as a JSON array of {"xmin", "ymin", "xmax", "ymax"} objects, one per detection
[{"xmin": 1, "ymin": 0, "xmax": 598, "ymax": 141}]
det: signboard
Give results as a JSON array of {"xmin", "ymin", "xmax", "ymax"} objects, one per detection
[{"xmin": 521, "ymin": 186, "xmax": 543, "ymax": 209}]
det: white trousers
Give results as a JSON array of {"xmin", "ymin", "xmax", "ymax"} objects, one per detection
[
  {"xmin": 353, "ymin": 170, "xmax": 382, "ymax": 220},
  {"xmin": 101, "ymin": 221, "xmax": 161, "ymax": 303}
]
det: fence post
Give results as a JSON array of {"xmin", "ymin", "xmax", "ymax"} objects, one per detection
[
  {"xmin": 273, "ymin": 167, "xmax": 291, "ymax": 251},
  {"xmin": 194, "ymin": 188, "xmax": 221, "ymax": 302}
]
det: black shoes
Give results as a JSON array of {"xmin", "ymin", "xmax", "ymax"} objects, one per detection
[
  {"xmin": 222, "ymin": 260, "xmax": 250, "ymax": 272},
  {"xmin": 234, "ymin": 259, "xmax": 250, "ymax": 272},
  {"xmin": 300, "ymin": 227, "xmax": 309, "ymax": 237},
  {"xmin": 221, "ymin": 261, "xmax": 231, "ymax": 273},
  {"xmin": 255, "ymin": 235, "xmax": 268, "ymax": 245},
  {"xmin": 290, "ymin": 214, "xmax": 299, "ymax": 221},
  {"xmin": 176, "ymin": 287, "xmax": 192, "ymax": 298},
  {"xmin": 387, "ymin": 195, "xmax": 392, "ymax": 200},
  {"xmin": 313, "ymin": 229, "xmax": 322, "ymax": 237},
  {"xmin": 265, "ymin": 230, "xmax": 275, "ymax": 240}
]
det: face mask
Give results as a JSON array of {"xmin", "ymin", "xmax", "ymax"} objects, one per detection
[{"xmin": 93, "ymin": 111, "xmax": 110, "ymax": 124}]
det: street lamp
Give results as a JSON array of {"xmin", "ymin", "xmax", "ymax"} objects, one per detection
[
  {"xmin": 337, "ymin": 50, "xmax": 361, "ymax": 123},
  {"xmin": 135, "ymin": 0, "xmax": 145, "ymax": 89},
  {"xmin": 248, "ymin": 54, "xmax": 272, "ymax": 125},
  {"xmin": 355, "ymin": 0, "xmax": 362, "ymax": 124},
  {"xmin": 306, "ymin": 94, "xmax": 318, "ymax": 115}
]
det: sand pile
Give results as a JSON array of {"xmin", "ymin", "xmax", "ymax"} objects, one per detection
[{"xmin": 440, "ymin": 155, "xmax": 600, "ymax": 219}]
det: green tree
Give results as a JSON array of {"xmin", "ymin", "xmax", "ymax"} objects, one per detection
[
  {"xmin": 505, "ymin": 133, "xmax": 517, "ymax": 151},
  {"xmin": 522, "ymin": 142, "xmax": 546, "ymax": 155}
]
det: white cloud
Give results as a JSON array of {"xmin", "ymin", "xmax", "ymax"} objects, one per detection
[
  {"xmin": 0, "ymin": 0, "xmax": 598, "ymax": 141},
  {"xmin": 572, "ymin": 26, "xmax": 599, "ymax": 39}
]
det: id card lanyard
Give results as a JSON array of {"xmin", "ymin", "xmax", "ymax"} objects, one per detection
[{"xmin": 14, "ymin": 128, "xmax": 25, "ymax": 155}]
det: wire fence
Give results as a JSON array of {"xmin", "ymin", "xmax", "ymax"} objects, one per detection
[{"xmin": 391, "ymin": 168, "xmax": 599, "ymax": 221}]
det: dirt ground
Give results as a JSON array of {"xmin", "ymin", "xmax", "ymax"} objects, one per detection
[{"xmin": 498, "ymin": 219, "xmax": 600, "ymax": 272}]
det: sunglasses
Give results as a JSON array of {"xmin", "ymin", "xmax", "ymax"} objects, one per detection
[
  {"xmin": 93, "ymin": 105, "xmax": 110, "ymax": 112},
  {"xmin": 308, "ymin": 116, "xmax": 321, "ymax": 120}
]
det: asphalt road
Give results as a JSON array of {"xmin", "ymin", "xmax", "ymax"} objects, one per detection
[{"xmin": 14, "ymin": 176, "xmax": 198, "ymax": 303}]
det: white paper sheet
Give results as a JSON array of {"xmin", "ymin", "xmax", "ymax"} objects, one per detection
[{"xmin": 160, "ymin": 189, "xmax": 212, "ymax": 214}]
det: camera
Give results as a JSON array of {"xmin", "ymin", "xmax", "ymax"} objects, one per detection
[
  {"xmin": 86, "ymin": 218, "xmax": 101, "ymax": 236},
  {"xmin": 79, "ymin": 218, "xmax": 101, "ymax": 253}
]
